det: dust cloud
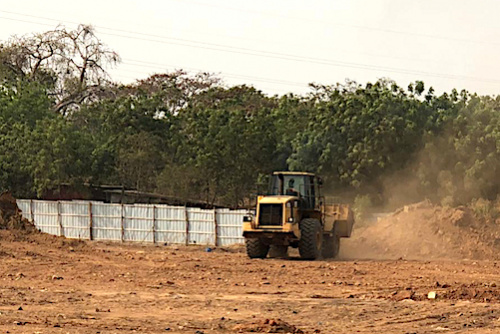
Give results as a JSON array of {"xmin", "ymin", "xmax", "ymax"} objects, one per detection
[
  {"xmin": 335, "ymin": 129, "xmax": 500, "ymax": 261},
  {"xmin": 339, "ymin": 201, "xmax": 500, "ymax": 260}
]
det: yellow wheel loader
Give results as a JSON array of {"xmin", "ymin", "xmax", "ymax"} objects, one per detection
[{"xmin": 242, "ymin": 171, "xmax": 354, "ymax": 260}]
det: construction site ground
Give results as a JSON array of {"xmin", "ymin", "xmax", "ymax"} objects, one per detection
[
  {"xmin": 2, "ymin": 192, "xmax": 500, "ymax": 334},
  {"xmin": 1, "ymin": 231, "xmax": 500, "ymax": 334}
]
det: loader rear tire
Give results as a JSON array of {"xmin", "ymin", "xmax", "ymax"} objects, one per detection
[
  {"xmin": 269, "ymin": 245, "xmax": 288, "ymax": 258},
  {"xmin": 322, "ymin": 234, "xmax": 340, "ymax": 259},
  {"xmin": 246, "ymin": 238, "xmax": 269, "ymax": 259},
  {"xmin": 299, "ymin": 218, "xmax": 323, "ymax": 260}
]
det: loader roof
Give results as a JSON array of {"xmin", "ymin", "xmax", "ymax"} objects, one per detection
[
  {"xmin": 272, "ymin": 171, "xmax": 315, "ymax": 176},
  {"xmin": 259, "ymin": 195, "xmax": 297, "ymax": 204}
]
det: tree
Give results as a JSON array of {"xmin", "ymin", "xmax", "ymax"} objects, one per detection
[
  {"xmin": 28, "ymin": 118, "xmax": 94, "ymax": 196},
  {"xmin": 0, "ymin": 24, "xmax": 120, "ymax": 114},
  {"xmin": 116, "ymin": 132, "xmax": 165, "ymax": 191},
  {"xmin": 415, "ymin": 94, "xmax": 500, "ymax": 205},
  {"xmin": 165, "ymin": 85, "xmax": 279, "ymax": 206},
  {"xmin": 0, "ymin": 77, "xmax": 52, "ymax": 196},
  {"xmin": 287, "ymin": 80, "xmax": 459, "ymax": 203}
]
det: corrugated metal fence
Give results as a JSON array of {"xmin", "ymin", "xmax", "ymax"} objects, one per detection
[{"xmin": 17, "ymin": 200, "xmax": 246, "ymax": 246}]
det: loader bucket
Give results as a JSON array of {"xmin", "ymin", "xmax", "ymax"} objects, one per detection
[{"xmin": 324, "ymin": 204, "xmax": 354, "ymax": 238}]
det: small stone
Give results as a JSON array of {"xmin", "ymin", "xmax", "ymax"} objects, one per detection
[
  {"xmin": 428, "ymin": 291, "xmax": 437, "ymax": 299},
  {"xmin": 393, "ymin": 290, "xmax": 414, "ymax": 301},
  {"xmin": 400, "ymin": 299, "xmax": 416, "ymax": 303},
  {"xmin": 17, "ymin": 306, "xmax": 23, "ymax": 311}
]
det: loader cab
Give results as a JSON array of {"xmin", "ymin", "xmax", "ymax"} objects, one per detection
[{"xmin": 268, "ymin": 172, "xmax": 321, "ymax": 210}]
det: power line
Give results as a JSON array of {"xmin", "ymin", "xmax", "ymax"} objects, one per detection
[
  {"xmin": 2, "ymin": 11, "xmax": 500, "ymax": 87},
  {"xmin": 0, "ymin": 9, "xmax": 445, "ymax": 67},
  {"xmin": 0, "ymin": 14, "xmax": 309, "ymax": 92},
  {"xmin": 167, "ymin": 0, "xmax": 500, "ymax": 47},
  {"xmin": 121, "ymin": 58, "xmax": 309, "ymax": 88},
  {"xmin": 112, "ymin": 69, "xmax": 295, "ymax": 95},
  {"xmin": 117, "ymin": 62, "xmax": 308, "ymax": 95},
  {"xmin": 75, "ymin": 29, "xmax": 500, "ymax": 86}
]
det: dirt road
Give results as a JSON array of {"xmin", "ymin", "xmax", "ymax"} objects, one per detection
[{"xmin": 0, "ymin": 230, "xmax": 499, "ymax": 334}]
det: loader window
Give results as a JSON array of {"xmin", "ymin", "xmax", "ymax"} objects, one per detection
[
  {"xmin": 268, "ymin": 174, "xmax": 306, "ymax": 198},
  {"xmin": 269, "ymin": 175, "xmax": 283, "ymax": 195},
  {"xmin": 285, "ymin": 176, "xmax": 304, "ymax": 197}
]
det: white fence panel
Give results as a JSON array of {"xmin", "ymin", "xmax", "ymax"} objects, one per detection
[
  {"xmin": 17, "ymin": 200, "xmax": 32, "ymax": 221},
  {"xmin": 155, "ymin": 205, "xmax": 187, "ymax": 244},
  {"xmin": 123, "ymin": 205, "xmax": 154, "ymax": 243},
  {"xmin": 216, "ymin": 209, "xmax": 246, "ymax": 246},
  {"xmin": 187, "ymin": 208, "xmax": 215, "ymax": 245},
  {"xmin": 92, "ymin": 203, "xmax": 122, "ymax": 241},
  {"xmin": 60, "ymin": 201, "xmax": 90, "ymax": 239},
  {"xmin": 17, "ymin": 200, "xmax": 246, "ymax": 246},
  {"xmin": 33, "ymin": 201, "xmax": 60, "ymax": 235}
]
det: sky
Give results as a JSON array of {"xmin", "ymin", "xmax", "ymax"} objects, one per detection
[{"xmin": 2, "ymin": 0, "xmax": 500, "ymax": 96}]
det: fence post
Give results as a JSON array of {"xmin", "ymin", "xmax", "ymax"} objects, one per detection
[
  {"xmin": 214, "ymin": 209, "xmax": 218, "ymax": 247},
  {"xmin": 57, "ymin": 201, "xmax": 63, "ymax": 237},
  {"xmin": 88, "ymin": 202, "xmax": 93, "ymax": 241},
  {"xmin": 29, "ymin": 199, "xmax": 34, "ymax": 223},
  {"xmin": 184, "ymin": 206, "xmax": 189, "ymax": 246},
  {"xmin": 152, "ymin": 205, "xmax": 156, "ymax": 244},
  {"xmin": 121, "ymin": 204, "xmax": 125, "ymax": 242}
]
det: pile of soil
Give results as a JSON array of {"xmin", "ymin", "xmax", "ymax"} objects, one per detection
[
  {"xmin": 341, "ymin": 201, "xmax": 500, "ymax": 260},
  {"xmin": 0, "ymin": 192, "xmax": 37, "ymax": 232},
  {"xmin": 441, "ymin": 283, "xmax": 500, "ymax": 302},
  {"xmin": 0, "ymin": 192, "xmax": 88, "ymax": 254},
  {"xmin": 233, "ymin": 319, "xmax": 305, "ymax": 333}
]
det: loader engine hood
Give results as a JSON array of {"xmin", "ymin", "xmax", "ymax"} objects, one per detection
[{"xmin": 256, "ymin": 196, "xmax": 298, "ymax": 227}]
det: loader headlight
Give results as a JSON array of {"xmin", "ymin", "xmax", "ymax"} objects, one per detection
[
  {"xmin": 288, "ymin": 217, "xmax": 294, "ymax": 223},
  {"xmin": 243, "ymin": 216, "xmax": 252, "ymax": 222}
]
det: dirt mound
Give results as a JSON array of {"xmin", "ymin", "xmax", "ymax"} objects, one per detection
[
  {"xmin": 340, "ymin": 201, "xmax": 500, "ymax": 260},
  {"xmin": 0, "ymin": 192, "xmax": 37, "ymax": 232},
  {"xmin": 0, "ymin": 193, "xmax": 88, "ymax": 251},
  {"xmin": 233, "ymin": 319, "xmax": 305, "ymax": 333},
  {"xmin": 441, "ymin": 283, "xmax": 500, "ymax": 302}
]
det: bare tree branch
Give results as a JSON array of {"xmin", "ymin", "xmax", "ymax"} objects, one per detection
[{"xmin": 0, "ymin": 24, "xmax": 120, "ymax": 114}]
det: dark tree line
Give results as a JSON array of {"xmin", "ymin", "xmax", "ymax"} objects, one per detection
[{"xmin": 1, "ymin": 26, "xmax": 499, "ymax": 208}]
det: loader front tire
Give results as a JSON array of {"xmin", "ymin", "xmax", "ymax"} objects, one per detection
[
  {"xmin": 299, "ymin": 218, "xmax": 323, "ymax": 260},
  {"xmin": 246, "ymin": 238, "xmax": 270, "ymax": 259}
]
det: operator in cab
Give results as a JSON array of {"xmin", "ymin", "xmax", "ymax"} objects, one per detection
[{"xmin": 285, "ymin": 179, "xmax": 299, "ymax": 197}]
